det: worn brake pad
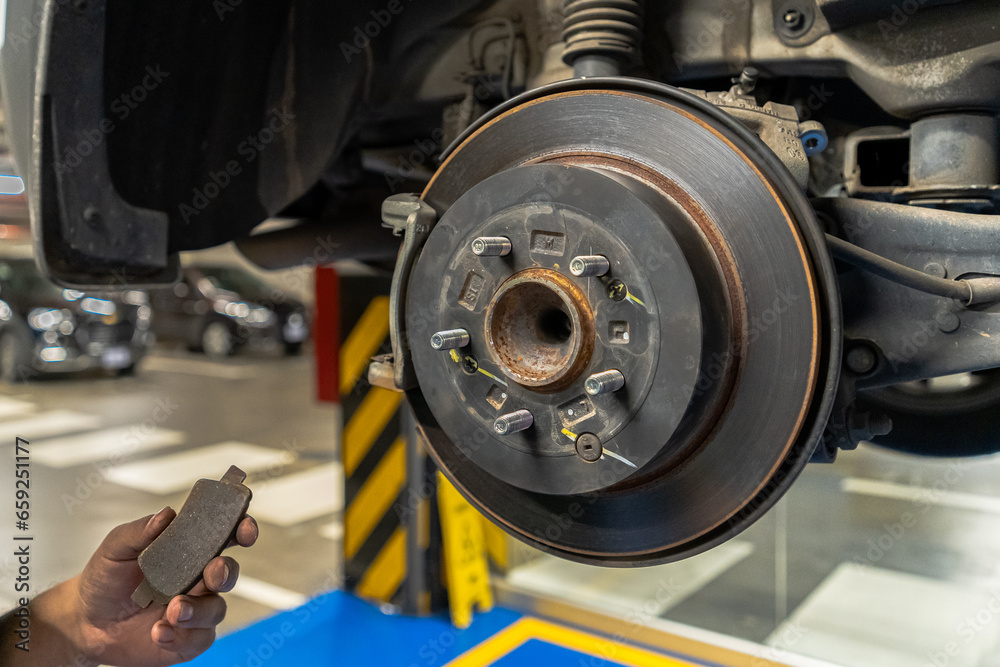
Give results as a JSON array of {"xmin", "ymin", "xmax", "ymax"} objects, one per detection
[{"xmin": 132, "ymin": 465, "xmax": 252, "ymax": 607}]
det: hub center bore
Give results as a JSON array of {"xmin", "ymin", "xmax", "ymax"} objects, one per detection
[{"xmin": 486, "ymin": 268, "xmax": 595, "ymax": 392}]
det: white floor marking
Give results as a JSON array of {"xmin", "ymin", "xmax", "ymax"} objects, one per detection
[
  {"xmin": 769, "ymin": 564, "xmax": 1000, "ymax": 667},
  {"xmin": 0, "ymin": 410, "xmax": 102, "ymax": 443},
  {"xmin": 250, "ymin": 462, "xmax": 344, "ymax": 526},
  {"xmin": 106, "ymin": 442, "xmax": 293, "ymax": 494},
  {"xmin": 31, "ymin": 427, "xmax": 186, "ymax": 468},
  {"xmin": 229, "ymin": 575, "xmax": 307, "ymax": 611},
  {"xmin": 318, "ymin": 520, "xmax": 344, "ymax": 541},
  {"xmin": 842, "ymin": 477, "xmax": 1000, "ymax": 515},
  {"xmin": 140, "ymin": 355, "xmax": 259, "ymax": 380},
  {"xmin": 0, "ymin": 397, "xmax": 36, "ymax": 420},
  {"xmin": 507, "ymin": 540, "xmax": 754, "ymax": 617}
]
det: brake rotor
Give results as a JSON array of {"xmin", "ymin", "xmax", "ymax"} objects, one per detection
[{"xmin": 405, "ymin": 79, "xmax": 841, "ymax": 565}]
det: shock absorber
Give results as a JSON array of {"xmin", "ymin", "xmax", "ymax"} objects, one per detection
[{"xmin": 561, "ymin": 0, "xmax": 644, "ymax": 78}]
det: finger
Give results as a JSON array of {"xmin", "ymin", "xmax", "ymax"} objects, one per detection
[
  {"xmin": 152, "ymin": 621, "xmax": 217, "ymax": 661},
  {"xmin": 224, "ymin": 515, "xmax": 259, "ymax": 549},
  {"xmin": 166, "ymin": 594, "xmax": 227, "ymax": 629},
  {"xmin": 97, "ymin": 507, "xmax": 176, "ymax": 562},
  {"xmin": 202, "ymin": 555, "xmax": 239, "ymax": 593},
  {"xmin": 235, "ymin": 515, "xmax": 259, "ymax": 547}
]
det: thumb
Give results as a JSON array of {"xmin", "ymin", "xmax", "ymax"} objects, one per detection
[{"xmin": 98, "ymin": 507, "xmax": 176, "ymax": 562}]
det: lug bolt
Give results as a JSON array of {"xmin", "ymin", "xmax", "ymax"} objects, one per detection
[
  {"xmin": 494, "ymin": 409, "xmax": 533, "ymax": 435},
  {"xmin": 472, "ymin": 236, "xmax": 512, "ymax": 257},
  {"xmin": 430, "ymin": 328, "xmax": 470, "ymax": 350},
  {"xmin": 585, "ymin": 369, "xmax": 625, "ymax": 396},
  {"xmin": 570, "ymin": 255, "xmax": 610, "ymax": 277},
  {"xmin": 431, "ymin": 329, "xmax": 469, "ymax": 350}
]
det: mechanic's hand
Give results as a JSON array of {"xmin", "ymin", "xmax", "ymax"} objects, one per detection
[{"xmin": 63, "ymin": 507, "xmax": 258, "ymax": 667}]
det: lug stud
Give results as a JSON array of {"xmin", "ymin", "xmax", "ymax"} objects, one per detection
[
  {"xmin": 430, "ymin": 328, "xmax": 470, "ymax": 350},
  {"xmin": 494, "ymin": 409, "xmax": 533, "ymax": 435},
  {"xmin": 585, "ymin": 369, "xmax": 625, "ymax": 396},
  {"xmin": 570, "ymin": 255, "xmax": 610, "ymax": 277},
  {"xmin": 472, "ymin": 236, "xmax": 512, "ymax": 257}
]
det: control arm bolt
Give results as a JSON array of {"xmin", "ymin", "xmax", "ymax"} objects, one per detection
[
  {"xmin": 430, "ymin": 328, "xmax": 470, "ymax": 350},
  {"xmin": 585, "ymin": 369, "xmax": 625, "ymax": 396},
  {"xmin": 570, "ymin": 255, "xmax": 610, "ymax": 277},
  {"xmin": 472, "ymin": 236, "xmax": 512, "ymax": 257},
  {"xmin": 494, "ymin": 409, "xmax": 533, "ymax": 435}
]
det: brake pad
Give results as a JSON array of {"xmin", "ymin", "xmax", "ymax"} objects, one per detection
[{"xmin": 132, "ymin": 465, "xmax": 252, "ymax": 607}]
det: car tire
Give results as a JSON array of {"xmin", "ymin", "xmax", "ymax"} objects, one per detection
[
  {"xmin": 284, "ymin": 341, "xmax": 302, "ymax": 357},
  {"xmin": 857, "ymin": 370, "xmax": 1000, "ymax": 457},
  {"xmin": 117, "ymin": 363, "xmax": 138, "ymax": 377},
  {"xmin": 0, "ymin": 331, "xmax": 33, "ymax": 383},
  {"xmin": 201, "ymin": 321, "xmax": 234, "ymax": 359}
]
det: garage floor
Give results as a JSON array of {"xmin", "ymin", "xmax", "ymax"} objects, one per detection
[
  {"xmin": 0, "ymin": 346, "xmax": 343, "ymax": 636},
  {"xmin": 2, "ymin": 345, "xmax": 1000, "ymax": 666}
]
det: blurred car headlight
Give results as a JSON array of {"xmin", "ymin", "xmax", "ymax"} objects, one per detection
[
  {"xmin": 39, "ymin": 346, "xmax": 67, "ymax": 362},
  {"xmin": 62, "ymin": 289, "xmax": 85, "ymax": 301},
  {"xmin": 0, "ymin": 301, "xmax": 11, "ymax": 322},
  {"xmin": 29, "ymin": 308, "xmax": 65, "ymax": 331},
  {"xmin": 81, "ymin": 297, "xmax": 116, "ymax": 316},
  {"xmin": 222, "ymin": 301, "xmax": 251, "ymax": 319},
  {"xmin": 123, "ymin": 290, "xmax": 148, "ymax": 306},
  {"xmin": 136, "ymin": 305, "xmax": 152, "ymax": 330},
  {"xmin": 287, "ymin": 312, "xmax": 305, "ymax": 328},
  {"xmin": 245, "ymin": 307, "xmax": 275, "ymax": 325}
]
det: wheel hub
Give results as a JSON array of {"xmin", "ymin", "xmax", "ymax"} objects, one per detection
[{"xmin": 486, "ymin": 268, "xmax": 594, "ymax": 392}]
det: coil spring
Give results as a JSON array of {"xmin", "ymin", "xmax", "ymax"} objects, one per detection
[{"xmin": 561, "ymin": 0, "xmax": 644, "ymax": 69}]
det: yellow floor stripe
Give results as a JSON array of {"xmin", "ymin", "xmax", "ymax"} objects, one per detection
[
  {"xmin": 343, "ymin": 387, "xmax": 404, "ymax": 476},
  {"xmin": 445, "ymin": 618, "xmax": 697, "ymax": 667},
  {"xmin": 344, "ymin": 436, "xmax": 406, "ymax": 559},
  {"xmin": 340, "ymin": 296, "xmax": 391, "ymax": 396},
  {"xmin": 355, "ymin": 526, "xmax": 407, "ymax": 602}
]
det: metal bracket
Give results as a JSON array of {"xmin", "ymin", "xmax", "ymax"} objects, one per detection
[{"xmin": 368, "ymin": 194, "xmax": 438, "ymax": 392}]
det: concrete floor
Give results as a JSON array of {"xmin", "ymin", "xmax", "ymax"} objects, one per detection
[{"xmin": 3, "ymin": 339, "xmax": 1000, "ymax": 666}]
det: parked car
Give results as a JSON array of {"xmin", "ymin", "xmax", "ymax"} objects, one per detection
[
  {"xmin": 149, "ymin": 264, "xmax": 309, "ymax": 358},
  {"xmin": 0, "ymin": 257, "xmax": 152, "ymax": 381}
]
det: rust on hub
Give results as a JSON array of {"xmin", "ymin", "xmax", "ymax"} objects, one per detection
[{"xmin": 486, "ymin": 268, "xmax": 595, "ymax": 393}]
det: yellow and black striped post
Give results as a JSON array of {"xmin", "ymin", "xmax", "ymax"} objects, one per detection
[{"xmin": 335, "ymin": 276, "xmax": 444, "ymax": 615}]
